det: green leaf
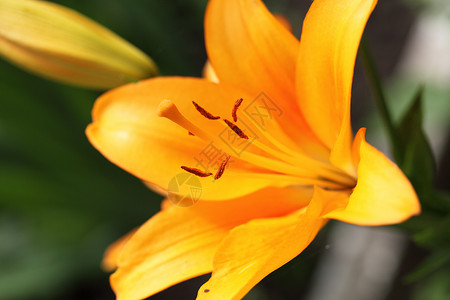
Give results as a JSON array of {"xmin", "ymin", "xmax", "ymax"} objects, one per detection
[
  {"xmin": 396, "ymin": 88, "xmax": 436, "ymax": 207},
  {"xmin": 411, "ymin": 268, "xmax": 450, "ymax": 300},
  {"xmin": 405, "ymin": 247, "xmax": 450, "ymax": 283},
  {"xmin": 412, "ymin": 267, "xmax": 450, "ymax": 300},
  {"xmin": 413, "ymin": 214, "xmax": 450, "ymax": 248},
  {"xmin": 433, "ymin": 191, "xmax": 450, "ymax": 212}
]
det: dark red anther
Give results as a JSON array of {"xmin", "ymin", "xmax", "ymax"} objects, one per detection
[
  {"xmin": 223, "ymin": 119, "xmax": 249, "ymax": 139},
  {"xmin": 181, "ymin": 166, "xmax": 212, "ymax": 177},
  {"xmin": 188, "ymin": 131, "xmax": 195, "ymax": 136},
  {"xmin": 192, "ymin": 101, "xmax": 220, "ymax": 120},
  {"xmin": 232, "ymin": 98, "xmax": 243, "ymax": 122},
  {"xmin": 214, "ymin": 155, "xmax": 231, "ymax": 180}
]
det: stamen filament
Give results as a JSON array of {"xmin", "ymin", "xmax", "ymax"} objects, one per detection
[
  {"xmin": 214, "ymin": 115, "xmax": 356, "ymax": 187},
  {"xmin": 251, "ymin": 139, "xmax": 356, "ymax": 186},
  {"xmin": 232, "ymin": 172, "xmax": 350, "ymax": 190},
  {"xmin": 222, "ymin": 104, "xmax": 356, "ymax": 186}
]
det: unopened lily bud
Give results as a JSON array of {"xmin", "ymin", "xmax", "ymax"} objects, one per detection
[{"xmin": 0, "ymin": 0, "xmax": 158, "ymax": 89}]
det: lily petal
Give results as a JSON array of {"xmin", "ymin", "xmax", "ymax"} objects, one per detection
[
  {"xmin": 274, "ymin": 14, "xmax": 293, "ymax": 33},
  {"xmin": 296, "ymin": 0, "xmax": 377, "ymax": 151},
  {"xmin": 202, "ymin": 60, "xmax": 219, "ymax": 83},
  {"xmin": 205, "ymin": 0, "xmax": 298, "ymax": 113},
  {"xmin": 325, "ymin": 128, "xmax": 421, "ymax": 225},
  {"xmin": 111, "ymin": 187, "xmax": 311, "ymax": 300},
  {"xmin": 197, "ymin": 187, "xmax": 331, "ymax": 300},
  {"xmin": 102, "ymin": 228, "xmax": 137, "ymax": 272},
  {"xmin": 329, "ymin": 108, "xmax": 356, "ymax": 176},
  {"xmin": 205, "ymin": 0, "xmax": 326, "ymax": 156}
]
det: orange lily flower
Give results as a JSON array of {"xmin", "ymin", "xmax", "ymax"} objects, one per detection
[{"xmin": 86, "ymin": 0, "xmax": 421, "ymax": 299}]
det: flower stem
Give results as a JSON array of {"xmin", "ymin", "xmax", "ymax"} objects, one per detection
[{"xmin": 358, "ymin": 37, "xmax": 402, "ymax": 162}]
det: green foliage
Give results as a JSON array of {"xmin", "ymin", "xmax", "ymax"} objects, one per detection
[
  {"xmin": 396, "ymin": 88, "xmax": 436, "ymax": 207},
  {"xmin": 393, "ymin": 87, "xmax": 450, "ymax": 287},
  {"xmin": 405, "ymin": 245, "xmax": 450, "ymax": 283},
  {"xmin": 412, "ymin": 267, "xmax": 450, "ymax": 300}
]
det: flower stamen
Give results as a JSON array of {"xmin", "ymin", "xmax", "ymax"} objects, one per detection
[
  {"xmin": 223, "ymin": 119, "xmax": 249, "ymax": 139},
  {"xmin": 192, "ymin": 101, "xmax": 220, "ymax": 120},
  {"xmin": 232, "ymin": 98, "xmax": 243, "ymax": 122},
  {"xmin": 157, "ymin": 101, "xmax": 354, "ymax": 188},
  {"xmin": 181, "ymin": 166, "xmax": 213, "ymax": 177},
  {"xmin": 214, "ymin": 155, "xmax": 231, "ymax": 180}
]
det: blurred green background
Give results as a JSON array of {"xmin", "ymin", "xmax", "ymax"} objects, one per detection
[{"xmin": 0, "ymin": 0, "xmax": 449, "ymax": 299}]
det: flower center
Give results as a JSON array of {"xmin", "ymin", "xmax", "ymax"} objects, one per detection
[{"xmin": 157, "ymin": 99, "xmax": 356, "ymax": 190}]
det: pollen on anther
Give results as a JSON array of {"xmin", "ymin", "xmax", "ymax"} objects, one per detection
[
  {"xmin": 192, "ymin": 101, "xmax": 220, "ymax": 120},
  {"xmin": 181, "ymin": 166, "xmax": 212, "ymax": 177},
  {"xmin": 224, "ymin": 119, "xmax": 249, "ymax": 139},
  {"xmin": 232, "ymin": 98, "xmax": 243, "ymax": 122},
  {"xmin": 214, "ymin": 155, "xmax": 231, "ymax": 180}
]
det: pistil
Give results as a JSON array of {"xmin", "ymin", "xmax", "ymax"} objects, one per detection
[{"xmin": 157, "ymin": 99, "xmax": 210, "ymax": 140}]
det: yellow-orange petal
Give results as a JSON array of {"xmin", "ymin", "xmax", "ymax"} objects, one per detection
[
  {"xmin": 329, "ymin": 107, "xmax": 357, "ymax": 176},
  {"xmin": 0, "ymin": 0, "xmax": 157, "ymax": 89},
  {"xmin": 86, "ymin": 77, "xmax": 289, "ymax": 201},
  {"xmin": 205, "ymin": 0, "xmax": 298, "ymax": 113},
  {"xmin": 274, "ymin": 14, "xmax": 293, "ymax": 33},
  {"xmin": 197, "ymin": 187, "xmax": 331, "ymax": 300},
  {"xmin": 111, "ymin": 186, "xmax": 310, "ymax": 300},
  {"xmin": 324, "ymin": 128, "xmax": 421, "ymax": 225},
  {"xmin": 205, "ymin": 0, "xmax": 326, "ymax": 156},
  {"xmin": 202, "ymin": 60, "xmax": 219, "ymax": 83},
  {"xmin": 296, "ymin": 0, "xmax": 377, "ymax": 149},
  {"xmin": 102, "ymin": 229, "xmax": 137, "ymax": 272},
  {"xmin": 351, "ymin": 127, "xmax": 366, "ymax": 167}
]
